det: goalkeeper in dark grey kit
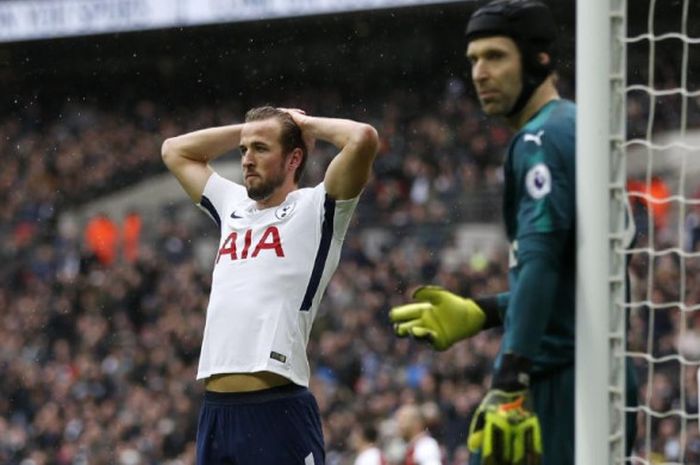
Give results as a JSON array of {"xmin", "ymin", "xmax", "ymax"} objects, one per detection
[{"xmin": 389, "ymin": 1, "xmax": 637, "ymax": 464}]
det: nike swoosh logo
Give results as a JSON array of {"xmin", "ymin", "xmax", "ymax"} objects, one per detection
[{"xmin": 230, "ymin": 212, "xmax": 242, "ymax": 219}]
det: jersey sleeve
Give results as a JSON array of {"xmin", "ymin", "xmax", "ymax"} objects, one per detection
[
  {"xmin": 311, "ymin": 183, "xmax": 360, "ymax": 243},
  {"xmin": 197, "ymin": 172, "xmax": 248, "ymax": 229},
  {"xmin": 513, "ymin": 131, "xmax": 574, "ymax": 238},
  {"xmin": 501, "ymin": 231, "xmax": 566, "ymax": 358}
]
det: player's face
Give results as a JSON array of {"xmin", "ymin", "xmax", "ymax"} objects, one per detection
[
  {"xmin": 348, "ymin": 427, "xmax": 362, "ymax": 450},
  {"xmin": 240, "ymin": 119, "xmax": 290, "ymax": 201},
  {"xmin": 395, "ymin": 408, "xmax": 413, "ymax": 441},
  {"xmin": 466, "ymin": 36, "xmax": 523, "ymax": 116}
]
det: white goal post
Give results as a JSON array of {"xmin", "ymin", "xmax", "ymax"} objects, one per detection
[
  {"xmin": 578, "ymin": 0, "xmax": 700, "ymax": 464},
  {"xmin": 576, "ymin": 0, "xmax": 627, "ymax": 464}
]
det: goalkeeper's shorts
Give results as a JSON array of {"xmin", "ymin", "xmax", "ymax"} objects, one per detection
[
  {"xmin": 529, "ymin": 365, "xmax": 575, "ymax": 465},
  {"xmin": 196, "ymin": 383, "xmax": 325, "ymax": 465}
]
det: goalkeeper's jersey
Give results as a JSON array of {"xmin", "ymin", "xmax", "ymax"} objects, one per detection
[
  {"xmin": 195, "ymin": 173, "xmax": 359, "ymax": 386},
  {"xmin": 501, "ymin": 99, "xmax": 577, "ymax": 374}
]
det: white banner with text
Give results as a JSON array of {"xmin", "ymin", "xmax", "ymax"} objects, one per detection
[{"xmin": 0, "ymin": 0, "xmax": 466, "ymax": 42}]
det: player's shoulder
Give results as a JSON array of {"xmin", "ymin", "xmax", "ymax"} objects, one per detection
[
  {"xmin": 514, "ymin": 100, "xmax": 575, "ymax": 156},
  {"xmin": 541, "ymin": 99, "xmax": 576, "ymax": 136},
  {"xmin": 289, "ymin": 182, "xmax": 325, "ymax": 201},
  {"xmin": 278, "ymin": 183, "xmax": 329, "ymax": 214},
  {"xmin": 415, "ymin": 433, "xmax": 441, "ymax": 451},
  {"xmin": 205, "ymin": 172, "xmax": 247, "ymax": 197},
  {"xmin": 519, "ymin": 99, "xmax": 574, "ymax": 138}
]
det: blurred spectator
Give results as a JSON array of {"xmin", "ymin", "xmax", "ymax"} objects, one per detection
[
  {"xmin": 395, "ymin": 404, "xmax": 443, "ymax": 465},
  {"xmin": 627, "ymin": 176, "xmax": 673, "ymax": 235},
  {"xmin": 83, "ymin": 212, "xmax": 119, "ymax": 265},
  {"xmin": 122, "ymin": 211, "xmax": 142, "ymax": 263},
  {"xmin": 685, "ymin": 187, "xmax": 700, "ymax": 252},
  {"xmin": 351, "ymin": 420, "xmax": 387, "ymax": 465},
  {"xmin": 649, "ymin": 176, "xmax": 672, "ymax": 232}
]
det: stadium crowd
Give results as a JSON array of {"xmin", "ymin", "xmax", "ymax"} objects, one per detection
[{"xmin": 2, "ymin": 75, "xmax": 700, "ymax": 465}]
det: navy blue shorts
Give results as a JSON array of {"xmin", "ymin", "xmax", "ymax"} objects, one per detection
[{"xmin": 196, "ymin": 383, "xmax": 325, "ymax": 465}]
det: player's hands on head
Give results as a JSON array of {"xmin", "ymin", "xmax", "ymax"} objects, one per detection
[
  {"xmin": 467, "ymin": 353, "xmax": 542, "ymax": 465},
  {"xmin": 278, "ymin": 107, "xmax": 306, "ymax": 120},
  {"xmin": 388, "ymin": 285, "xmax": 487, "ymax": 351},
  {"xmin": 278, "ymin": 108, "xmax": 315, "ymax": 154}
]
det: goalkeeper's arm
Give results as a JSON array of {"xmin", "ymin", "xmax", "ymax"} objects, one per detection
[
  {"xmin": 389, "ymin": 286, "xmax": 506, "ymax": 351},
  {"xmin": 501, "ymin": 231, "xmax": 566, "ymax": 358},
  {"xmin": 467, "ymin": 232, "xmax": 567, "ymax": 463}
]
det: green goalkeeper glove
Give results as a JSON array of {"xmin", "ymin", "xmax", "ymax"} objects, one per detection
[
  {"xmin": 468, "ymin": 354, "xmax": 542, "ymax": 465},
  {"xmin": 389, "ymin": 285, "xmax": 487, "ymax": 351}
]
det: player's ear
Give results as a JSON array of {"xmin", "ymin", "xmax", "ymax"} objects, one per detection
[
  {"xmin": 537, "ymin": 52, "xmax": 551, "ymax": 67},
  {"xmin": 287, "ymin": 148, "xmax": 303, "ymax": 172}
]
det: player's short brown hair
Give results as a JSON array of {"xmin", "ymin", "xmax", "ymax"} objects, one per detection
[{"xmin": 245, "ymin": 106, "xmax": 308, "ymax": 183}]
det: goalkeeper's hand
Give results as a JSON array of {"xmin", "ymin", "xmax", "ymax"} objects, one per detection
[
  {"xmin": 467, "ymin": 354, "xmax": 542, "ymax": 465},
  {"xmin": 389, "ymin": 285, "xmax": 486, "ymax": 351}
]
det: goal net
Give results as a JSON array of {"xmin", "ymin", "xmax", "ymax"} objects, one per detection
[
  {"xmin": 578, "ymin": 0, "xmax": 700, "ymax": 464},
  {"xmin": 623, "ymin": 0, "xmax": 700, "ymax": 464}
]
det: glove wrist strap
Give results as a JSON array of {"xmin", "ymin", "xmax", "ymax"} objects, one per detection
[
  {"xmin": 473, "ymin": 295, "xmax": 502, "ymax": 330},
  {"xmin": 492, "ymin": 353, "xmax": 532, "ymax": 391}
]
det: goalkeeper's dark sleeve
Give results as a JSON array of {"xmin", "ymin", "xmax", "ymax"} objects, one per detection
[{"xmin": 502, "ymin": 230, "xmax": 568, "ymax": 358}]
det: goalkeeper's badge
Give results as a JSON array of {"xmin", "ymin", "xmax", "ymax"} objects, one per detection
[{"xmin": 525, "ymin": 163, "xmax": 551, "ymax": 200}]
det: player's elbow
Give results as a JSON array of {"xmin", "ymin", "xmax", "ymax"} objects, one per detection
[
  {"xmin": 358, "ymin": 124, "xmax": 379, "ymax": 148},
  {"xmin": 161, "ymin": 137, "xmax": 182, "ymax": 168},
  {"xmin": 353, "ymin": 124, "xmax": 380, "ymax": 158}
]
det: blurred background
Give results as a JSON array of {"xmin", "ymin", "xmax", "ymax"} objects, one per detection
[{"xmin": 1, "ymin": 0, "xmax": 699, "ymax": 464}]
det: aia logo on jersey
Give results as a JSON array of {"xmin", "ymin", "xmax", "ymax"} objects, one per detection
[{"xmin": 216, "ymin": 226, "xmax": 285, "ymax": 263}]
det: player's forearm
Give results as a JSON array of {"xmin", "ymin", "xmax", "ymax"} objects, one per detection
[
  {"xmin": 161, "ymin": 124, "xmax": 244, "ymax": 167},
  {"xmin": 298, "ymin": 116, "xmax": 377, "ymax": 152},
  {"xmin": 502, "ymin": 233, "xmax": 565, "ymax": 358},
  {"xmin": 504, "ymin": 258, "xmax": 557, "ymax": 358},
  {"xmin": 306, "ymin": 115, "xmax": 378, "ymax": 200}
]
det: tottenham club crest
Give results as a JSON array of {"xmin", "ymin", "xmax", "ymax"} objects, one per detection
[
  {"xmin": 525, "ymin": 163, "xmax": 552, "ymax": 199},
  {"xmin": 275, "ymin": 201, "xmax": 296, "ymax": 220}
]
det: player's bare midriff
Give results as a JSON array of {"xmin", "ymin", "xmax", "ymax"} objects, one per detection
[{"xmin": 205, "ymin": 371, "xmax": 292, "ymax": 392}]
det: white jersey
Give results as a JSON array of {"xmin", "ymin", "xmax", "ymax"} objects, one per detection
[
  {"xmin": 354, "ymin": 447, "xmax": 386, "ymax": 465},
  {"xmin": 405, "ymin": 434, "xmax": 442, "ymax": 465},
  {"xmin": 195, "ymin": 173, "xmax": 359, "ymax": 386}
]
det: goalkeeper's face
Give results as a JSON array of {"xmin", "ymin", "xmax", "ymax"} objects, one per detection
[{"xmin": 466, "ymin": 36, "xmax": 523, "ymax": 117}]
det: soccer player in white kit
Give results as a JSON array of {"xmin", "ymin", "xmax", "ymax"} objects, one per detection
[
  {"xmin": 161, "ymin": 106, "xmax": 379, "ymax": 465},
  {"xmin": 395, "ymin": 404, "xmax": 443, "ymax": 465},
  {"xmin": 351, "ymin": 421, "xmax": 387, "ymax": 465}
]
